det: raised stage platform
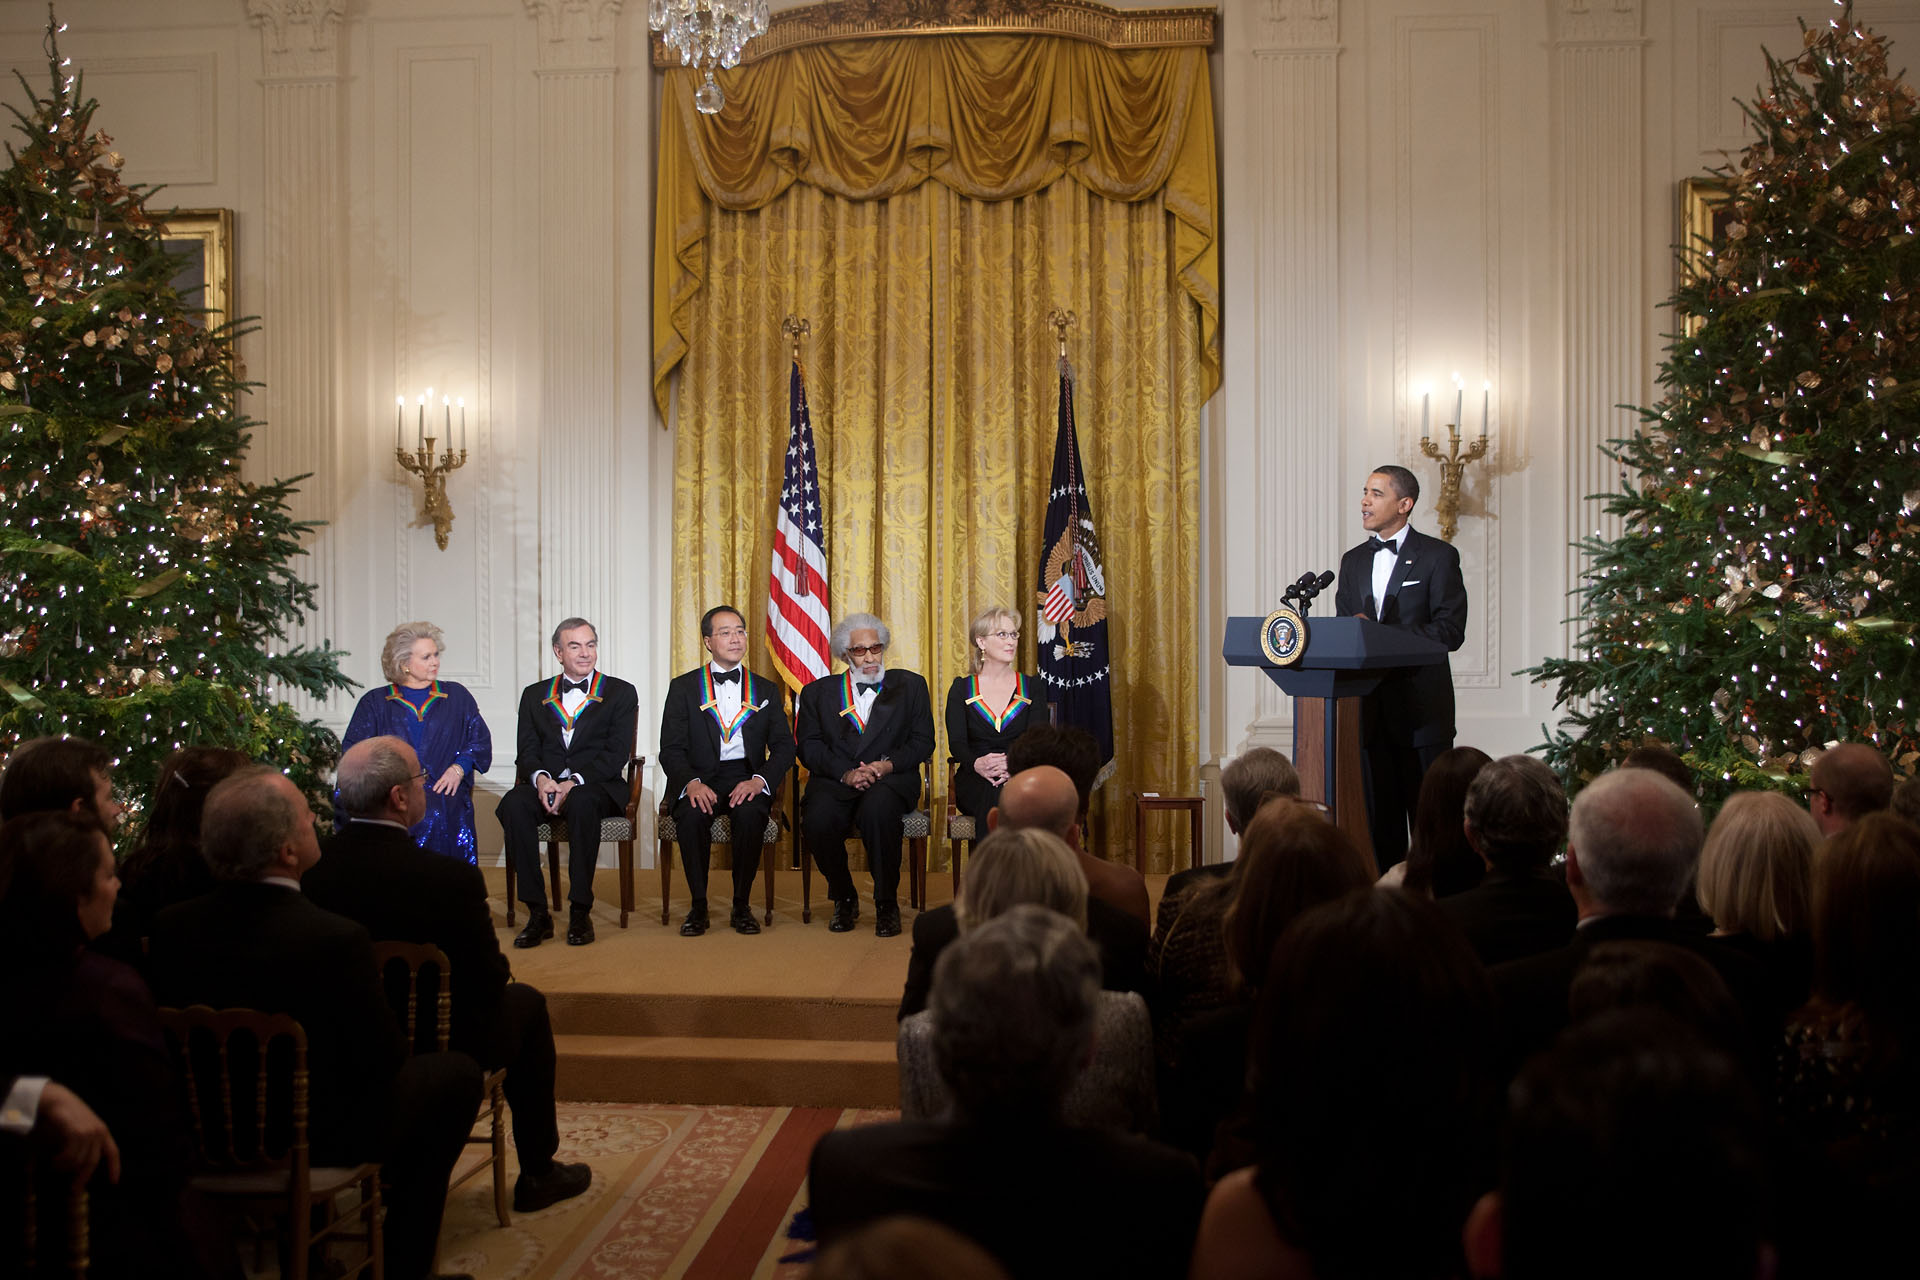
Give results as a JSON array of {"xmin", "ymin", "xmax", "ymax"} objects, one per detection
[{"xmin": 481, "ymin": 866, "xmax": 1171, "ymax": 1111}]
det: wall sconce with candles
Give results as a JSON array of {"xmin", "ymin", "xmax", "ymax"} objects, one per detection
[
  {"xmin": 394, "ymin": 388, "xmax": 469, "ymax": 551},
  {"xmin": 1416, "ymin": 372, "xmax": 1490, "ymax": 544}
]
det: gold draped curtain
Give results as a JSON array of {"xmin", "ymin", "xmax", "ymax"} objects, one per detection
[{"xmin": 653, "ymin": 35, "xmax": 1215, "ymax": 871}]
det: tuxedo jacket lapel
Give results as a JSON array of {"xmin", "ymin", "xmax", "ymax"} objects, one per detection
[{"xmin": 858, "ymin": 678, "xmax": 898, "ymax": 755}]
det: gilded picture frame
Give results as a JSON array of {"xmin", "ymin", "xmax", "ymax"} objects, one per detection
[
  {"xmin": 155, "ymin": 207, "xmax": 234, "ymax": 331},
  {"xmin": 1678, "ymin": 178, "xmax": 1733, "ymax": 336}
]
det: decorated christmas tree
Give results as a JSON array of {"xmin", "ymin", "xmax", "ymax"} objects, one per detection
[
  {"xmin": 1531, "ymin": 4, "xmax": 1920, "ymax": 801},
  {"xmin": 0, "ymin": 19, "xmax": 350, "ymax": 826}
]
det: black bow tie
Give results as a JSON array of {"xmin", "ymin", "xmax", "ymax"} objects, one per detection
[
  {"xmin": 561, "ymin": 677, "xmax": 591, "ymax": 694},
  {"xmin": 1366, "ymin": 537, "xmax": 1400, "ymax": 557},
  {"xmin": 711, "ymin": 668, "xmax": 741, "ymax": 686},
  {"xmin": 857, "ymin": 680, "xmax": 881, "ymax": 694}
]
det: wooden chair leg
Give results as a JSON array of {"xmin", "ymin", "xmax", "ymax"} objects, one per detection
[
  {"xmin": 801, "ymin": 842, "xmax": 813, "ymax": 924},
  {"xmin": 911, "ymin": 834, "xmax": 928, "ymax": 910},
  {"xmin": 617, "ymin": 838, "xmax": 634, "ymax": 929},
  {"xmin": 951, "ymin": 836, "xmax": 966, "ymax": 903},
  {"xmin": 544, "ymin": 840, "xmax": 564, "ymax": 911},
  {"xmin": 489, "ymin": 1085, "xmax": 510, "ymax": 1227},
  {"xmin": 659, "ymin": 841, "xmax": 672, "ymax": 926},
  {"xmin": 763, "ymin": 837, "xmax": 775, "ymax": 926},
  {"xmin": 504, "ymin": 851, "xmax": 517, "ymax": 928}
]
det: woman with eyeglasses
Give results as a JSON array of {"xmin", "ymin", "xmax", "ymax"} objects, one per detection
[
  {"xmin": 340, "ymin": 621, "xmax": 492, "ymax": 863},
  {"xmin": 945, "ymin": 605, "xmax": 1041, "ymax": 834}
]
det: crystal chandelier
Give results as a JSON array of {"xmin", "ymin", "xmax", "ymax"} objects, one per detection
[{"xmin": 648, "ymin": 0, "xmax": 771, "ymax": 115}]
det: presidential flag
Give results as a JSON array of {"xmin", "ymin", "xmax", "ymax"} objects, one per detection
[
  {"xmin": 1035, "ymin": 354, "xmax": 1114, "ymax": 779},
  {"xmin": 767, "ymin": 358, "xmax": 832, "ymax": 691}
]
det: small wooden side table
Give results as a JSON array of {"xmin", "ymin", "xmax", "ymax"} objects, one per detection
[{"xmin": 1134, "ymin": 794, "xmax": 1205, "ymax": 873}]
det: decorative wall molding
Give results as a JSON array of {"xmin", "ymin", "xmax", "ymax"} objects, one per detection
[
  {"xmin": 243, "ymin": 0, "xmax": 344, "ymax": 80},
  {"xmin": 86, "ymin": 55, "xmax": 219, "ymax": 186},
  {"xmin": 650, "ymin": 0, "xmax": 1215, "ymax": 66},
  {"xmin": 524, "ymin": 0, "xmax": 625, "ymax": 72},
  {"xmin": 1255, "ymin": 0, "xmax": 1337, "ymax": 53},
  {"xmin": 1550, "ymin": 0, "xmax": 1644, "ymax": 47}
]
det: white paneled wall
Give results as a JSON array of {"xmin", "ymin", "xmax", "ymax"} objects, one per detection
[{"xmin": 5, "ymin": 0, "xmax": 1917, "ymax": 862}]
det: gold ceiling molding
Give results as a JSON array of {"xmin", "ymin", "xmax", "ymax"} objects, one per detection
[{"xmin": 648, "ymin": 1, "xmax": 1218, "ymax": 67}]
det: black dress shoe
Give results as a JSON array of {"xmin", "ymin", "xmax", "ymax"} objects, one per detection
[
  {"xmin": 874, "ymin": 902, "xmax": 902, "ymax": 938},
  {"xmin": 513, "ymin": 909, "xmax": 554, "ymax": 949},
  {"xmin": 828, "ymin": 898, "xmax": 859, "ymax": 932},
  {"xmin": 680, "ymin": 906, "xmax": 709, "ymax": 937},
  {"xmin": 566, "ymin": 908, "xmax": 595, "ymax": 946},
  {"xmin": 512, "ymin": 1159, "xmax": 592, "ymax": 1212},
  {"xmin": 730, "ymin": 904, "xmax": 761, "ymax": 935}
]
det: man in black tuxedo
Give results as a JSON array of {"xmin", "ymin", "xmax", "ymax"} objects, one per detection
[
  {"xmin": 496, "ymin": 617, "xmax": 640, "ymax": 948},
  {"xmin": 305, "ymin": 736, "xmax": 592, "ymax": 1213},
  {"xmin": 1333, "ymin": 465, "xmax": 1468, "ymax": 870},
  {"xmin": 659, "ymin": 605, "xmax": 796, "ymax": 936},
  {"xmin": 146, "ymin": 766, "xmax": 482, "ymax": 1280},
  {"xmin": 797, "ymin": 612, "xmax": 935, "ymax": 937}
]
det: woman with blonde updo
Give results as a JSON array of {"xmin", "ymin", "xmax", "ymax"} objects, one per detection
[
  {"xmin": 340, "ymin": 621, "xmax": 492, "ymax": 862},
  {"xmin": 944, "ymin": 605, "xmax": 1041, "ymax": 833}
]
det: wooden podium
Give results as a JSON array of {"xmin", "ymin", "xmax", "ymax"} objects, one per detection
[{"xmin": 1223, "ymin": 616, "xmax": 1449, "ymax": 855}]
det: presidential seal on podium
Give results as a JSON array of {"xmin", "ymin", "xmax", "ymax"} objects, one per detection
[{"xmin": 1259, "ymin": 604, "xmax": 1307, "ymax": 667}]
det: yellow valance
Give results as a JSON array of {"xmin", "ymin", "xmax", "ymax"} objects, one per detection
[{"xmin": 652, "ymin": 34, "xmax": 1219, "ymax": 419}]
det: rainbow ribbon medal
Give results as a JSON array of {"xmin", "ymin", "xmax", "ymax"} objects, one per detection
[
  {"xmin": 966, "ymin": 674, "xmax": 1030, "ymax": 732},
  {"xmin": 543, "ymin": 671, "xmax": 603, "ymax": 732},
  {"xmin": 701, "ymin": 667, "xmax": 764, "ymax": 742},
  {"xmin": 838, "ymin": 671, "xmax": 873, "ymax": 732},
  {"xmin": 385, "ymin": 680, "xmax": 447, "ymax": 721}
]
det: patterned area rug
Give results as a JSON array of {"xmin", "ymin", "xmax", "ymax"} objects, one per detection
[{"xmin": 437, "ymin": 1103, "xmax": 894, "ymax": 1280}]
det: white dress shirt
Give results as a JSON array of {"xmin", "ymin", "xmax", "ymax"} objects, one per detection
[{"xmin": 1370, "ymin": 527, "xmax": 1406, "ymax": 612}]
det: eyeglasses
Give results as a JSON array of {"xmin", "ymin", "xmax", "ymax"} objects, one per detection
[
  {"xmin": 410, "ymin": 768, "xmax": 430, "ymax": 783},
  {"xmin": 987, "ymin": 630, "xmax": 1020, "ymax": 641},
  {"xmin": 847, "ymin": 644, "xmax": 887, "ymax": 658}
]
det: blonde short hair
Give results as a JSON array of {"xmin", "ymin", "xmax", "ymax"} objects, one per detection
[
  {"xmin": 956, "ymin": 827, "xmax": 1088, "ymax": 933},
  {"xmin": 380, "ymin": 621, "xmax": 445, "ymax": 684},
  {"xmin": 1695, "ymin": 790, "xmax": 1819, "ymax": 941},
  {"xmin": 967, "ymin": 605, "xmax": 1020, "ymax": 674}
]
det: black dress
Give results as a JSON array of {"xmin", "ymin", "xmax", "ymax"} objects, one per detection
[{"xmin": 944, "ymin": 671, "xmax": 1041, "ymax": 830}]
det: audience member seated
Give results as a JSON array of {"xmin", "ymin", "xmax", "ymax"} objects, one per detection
[
  {"xmin": 145, "ymin": 766, "xmax": 483, "ymax": 1280},
  {"xmin": 1436, "ymin": 755, "xmax": 1574, "ymax": 967},
  {"xmin": 1806, "ymin": 742, "xmax": 1896, "ymax": 836},
  {"xmin": 99, "ymin": 746, "xmax": 249, "ymax": 963},
  {"xmin": 1190, "ymin": 889, "xmax": 1496, "ymax": 1280},
  {"xmin": 898, "ymin": 826, "xmax": 1154, "ymax": 1133},
  {"xmin": 812, "ymin": 905, "xmax": 1205, "ymax": 1279},
  {"xmin": 1380, "ymin": 745, "xmax": 1490, "ymax": 896},
  {"xmin": 1158, "ymin": 800, "xmax": 1376, "ymax": 1171},
  {"xmin": 0, "ymin": 810, "xmax": 223, "ymax": 1277},
  {"xmin": 1154, "ymin": 747, "xmax": 1299, "ymax": 928},
  {"xmin": 1004, "ymin": 724, "xmax": 1150, "ymax": 927},
  {"xmin": 0, "ymin": 734, "xmax": 122, "ymax": 828},
  {"xmin": 302, "ymin": 736, "xmax": 592, "ymax": 1213},
  {"xmin": 1694, "ymin": 790, "xmax": 1818, "ymax": 1020},
  {"xmin": 1462, "ymin": 1011, "xmax": 1770, "ymax": 1280},
  {"xmin": 1775, "ymin": 811, "xmax": 1920, "ymax": 1276},
  {"xmin": 1619, "ymin": 742, "xmax": 1696, "ymax": 794},
  {"xmin": 899, "ymin": 765, "xmax": 1146, "ymax": 1018},
  {"xmin": 1488, "ymin": 768, "xmax": 1768, "ymax": 1074},
  {"xmin": 1892, "ymin": 774, "xmax": 1920, "ymax": 828},
  {"xmin": 811, "ymin": 1216, "xmax": 1010, "ymax": 1280},
  {"xmin": 1567, "ymin": 940, "xmax": 1747, "ymax": 1061}
]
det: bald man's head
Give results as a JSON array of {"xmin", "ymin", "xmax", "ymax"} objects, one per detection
[
  {"xmin": 991, "ymin": 766, "xmax": 1080, "ymax": 840},
  {"xmin": 1809, "ymin": 743, "xmax": 1895, "ymax": 835}
]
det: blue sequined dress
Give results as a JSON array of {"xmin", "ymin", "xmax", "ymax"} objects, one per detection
[{"xmin": 341, "ymin": 680, "xmax": 492, "ymax": 863}]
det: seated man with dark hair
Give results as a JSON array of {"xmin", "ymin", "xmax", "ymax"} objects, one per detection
[
  {"xmin": 1806, "ymin": 742, "xmax": 1896, "ymax": 836},
  {"xmin": 1003, "ymin": 723, "xmax": 1148, "ymax": 927},
  {"xmin": 0, "ymin": 735, "xmax": 121, "ymax": 830},
  {"xmin": 303, "ymin": 736, "xmax": 591, "ymax": 1213},
  {"xmin": 1438, "ymin": 754, "xmax": 1576, "ymax": 966},
  {"xmin": 813, "ymin": 905, "xmax": 1203, "ymax": 1279},
  {"xmin": 146, "ymin": 766, "xmax": 483, "ymax": 1280}
]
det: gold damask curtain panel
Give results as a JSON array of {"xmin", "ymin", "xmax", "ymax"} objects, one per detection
[
  {"xmin": 652, "ymin": 34, "xmax": 1214, "ymax": 872},
  {"xmin": 653, "ymin": 35, "xmax": 1219, "ymax": 416}
]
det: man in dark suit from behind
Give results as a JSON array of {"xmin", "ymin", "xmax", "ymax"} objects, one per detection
[
  {"xmin": 897, "ymin": 765, "xmax": 1148, "ymax": 1019},
  {"xmin": 304, "ymin": 736, "xmax": 591, "ymax": 1214},
  {"xmin": 1003, "ymin": 723, "xmax": 1150, "ymax": 928},
  {"xmin": 1332, "ymin": 464, "xmax": 1468, "ymax": 872},
  {"xmin": 1488, "ymin": 768, "xmax": 1769, "ymax": 1074},
  {"xmin": 1438, "ymin": 754, "xmax": 1576, "ymax": 967},
  {"xmin": 813, "ymin": 905, "xmax": 1204, "ymax": 1280},
  {"xmin": 496, "ymin": 616, "xmax": 641, "ymax": 948},
  {"xmin": 1154, "ymin": 746, "xmax": 1300, "ymax": 938},
  {"xmin": 146, "ymin": 766, "xmax": 482, "ymax": 1280},
  {"xmin": 796, "ymin": 611, "xmax": 936, "ymax": 938},
  {"xmin": 658, "ymin": 604, "xmax": 796, "ymax": 937}
]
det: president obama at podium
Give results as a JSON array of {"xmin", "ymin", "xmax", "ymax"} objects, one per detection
[{"xmin": 1333, "ymin": 464, "xmax": 1467, "ymax": 871}]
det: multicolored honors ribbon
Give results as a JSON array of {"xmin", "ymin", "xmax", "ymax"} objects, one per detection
[
  {"xmin": 543, "ymin": 671, "xmax": 603, "ymax": 732},
  {"xmin": 700, "ymin": 666, "xmax": 767, "ymax": 743},
  {"xmin": 839, "ymin": 671, "xmax": 875, "ymax": 732},
  {"xmin": 967, "ymin": 673, "xmax": 1032, "ymax": 732},
  {"xmin": 385, "ymin": 681, "xmax": 447, "ymax": 722}
]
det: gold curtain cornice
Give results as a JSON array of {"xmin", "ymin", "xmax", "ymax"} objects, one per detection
[
  {"xmin": 648, "ymin": 1, "xmax": 1218, "ymax": 67},
  {"xmin": 651, "ymin": 33, "xmax": 1220, "ymax": 419}
]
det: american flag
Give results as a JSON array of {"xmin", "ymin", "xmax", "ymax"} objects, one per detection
[{"xmin": 767, "ymin": 358, "xmax": 832, "ymax": 691}]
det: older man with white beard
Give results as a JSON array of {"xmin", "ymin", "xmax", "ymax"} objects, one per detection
[{"xmin": 796, "ymin": 612, "xmax": 936, "ymax": 937}]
